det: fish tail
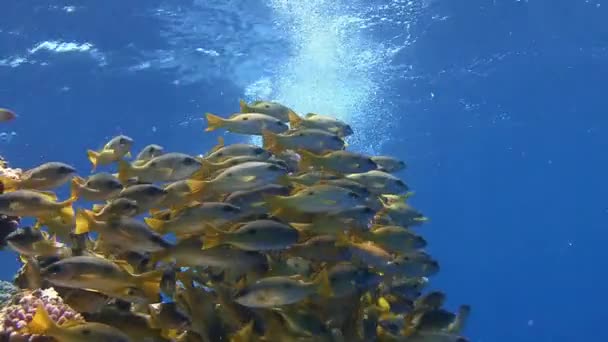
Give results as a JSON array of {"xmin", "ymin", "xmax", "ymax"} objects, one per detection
[
  {"xmin": 230, "ymin": 320, "xmax": 254, "ymax": 342},
  {"xmin": 0, "ymin": 176, "xmax": 18, "ymax": 191},
  {"xmin": 87, "ymin": 150, "xmax": 100, "ymax": 171},
  {"xmin": 205, "ymin": 113, "xmax": 225, "ymax": 132},
  {"xmin": 134, "ymin": 269, "xmax": 163, "ymax": 301},
  {"xmin": 69, "ymin": 176, "xmax": 85, "ymax": 199},
  {"xmin": 56, "ymin": 197, "xmax": 76, "ymax": 224},
  {"xmin": 314, "ymin": 268, "xmax": 333, "ymax": 297},
  {"xmin": 297, "ymin": 149, "xmax": 321, "ymax": 170},
  {"xmin": 144, "ymin": 217, "xmax": 167, "ymax": 234},
  {"xmin": 202, "ymin": 224, "xmax": 225, "ymax": 249},
  {"xmin": 75, "ymin": 209, "xmax": 96, "ymax": 234},
  {"xmin": 26, "ymin": 304, "xmax": 59, "ymax": 336},
  {"xmin": 448, "ymin": 304, "xmax": 471, "ymax": 333},
  {"xmin": 210, "ymin": 136, "xmax": 225, "ymax": 153},
  {"xmin": 262, "ymin": 194, "xmax": 286, "ymax": 214},
  {"xmin": 117, "ymin": 160, "xmax": 132, "ymax": 184},
  {"xmin": 190, "ymin": 159, "xmax": 214, "ymax": 180},
  {"xmin": 262, "ymin": 129, "xmax": 282, "ymax": 153},
  {"xmin": 238, "ymin": 99, "xmax": 249, "ymax": 113},
  {"xmin": 185, "ymin": 179, "xmax": 208, "ymax": 196},
  {"xmin": 288, "ymin": 111, "xmax": 302, "ymax": 127}
]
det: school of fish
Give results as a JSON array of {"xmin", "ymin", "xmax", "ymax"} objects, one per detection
[{"xmin": 0, "ymin": 100, "xmax": 470, "ymax": 342}]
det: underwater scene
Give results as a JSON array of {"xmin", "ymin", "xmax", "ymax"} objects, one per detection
[{"xmin": 1, "ymin": 1, "xmax": 607, "ymax": 341}]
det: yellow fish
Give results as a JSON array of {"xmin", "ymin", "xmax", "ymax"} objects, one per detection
[{"xmin": 87, "ymin": 135, "xmax": 133, "ymax": 171}]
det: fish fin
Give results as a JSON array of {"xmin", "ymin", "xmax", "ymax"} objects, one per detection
[
  {"xmin": 313, "ymin": 268, "xmax": 333, "ymax": 297},
  {"xmin": 185, "ymin": 179, "xmax": 208, "ymax": 196},
  {"xmin": 57, "ymin": 197, "xmax": 76, "ymax": 224},
  {"xmin": 211, "ymin": 136, "xmax": 225, "ymax": 153},
  {"xmin": 262, "ymin": 129, "xmax": 281, "ymax": 153},
  {"xmin": 205, "ymin": 113, "xmax": 225, "ymax": 132},
  {"xmin": 334, "ymin": 233, "xmax": 352, "ymax": 248},
  {"xmin": 25, "ymin": 304, "xmax": 57, "ymax": 335},
  {"xmin": 91, "ymin": 203, "xmax": 105, "ymax": 213},
  {"xmin": 87, "ymin": 150, "xmax": 100, "ymax": 171},
  {"xmin": 124, "ymin": 151, "xmax": 132, "ymax": 159},
  {"xmin": 190, "ymin": 159, "xmax": 213, "ymax": 180},
  {"xmin": 0, "ymin": 176, "xmax": 18, "ymax": 191},
  {"xmin": 69, "ymin": 176, "xmax": 85, "ymax": 199},
  {"xmin": 230, "ymin": 321, "xmax": 254, "ymax": 342},
  {"xmin": 134, "ymin": 269, "xmax": 164, "ymax": 301},
  {"xmin": 202, "ymin": 224, "xmax": 224, "ymax": 249},
  {"xmin": 288, "ymin": 111, "xmax": 303, "ymax": 128},
  {"xmin": 305, "ymin": 113, "xmax": 317, "ymax": 118},
  {"xmin": 297, "ymin": 149, "xmax": 321, "ymax": 170},
  {"xmin": 238, "ymin": 99, "xmax": 249, "ymax": 113},
  {"xmin": 240, "ymin": 175, "xmax": 257, "ymax": 182},
  {"xmin": 75, "ymin": 209, "xmax": 96, "ymax": 234},
  {"xmin": 377, "ymin": 297, "xmax": 391, "ymax": 313},
  {"xmin": 447, "ymin": 304, "xmax": 471, "ymax": 333},
  {"xmin": 144, "ymin": 217, "xmax": 166, "ymax": 233},
  {"xmin": 262, "ymin": 194, "xmax": 285, "ymax": 213},
  {"xmin": 117, "ymin": 160, "xmax": 133, "ymax": 184}
]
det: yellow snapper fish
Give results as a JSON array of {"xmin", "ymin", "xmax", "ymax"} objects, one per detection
[
  {"xmin": 151, "ymin": 238, "xmax": 268, "ymax": 275},
  {"xmin": 41, "ymin": 255, "xmax": 162, "ymax": 301},
  {"xmin": 204, "ymin": 143, "xmax": 272, "ymax": 163},
  {"xmin": 371, "ymin": 156, "xmax": 406, "ymax": 173},
  {"xmin": 0, "ymin": 162, "xmax": 76, "ymax": 191},
  {"xmin": 118, "ymin": 152, "xmax": 203, "ymax": 183},
  {"xmin": 291, "ymin": 205, "xmax": 376, "ymax": 236},
  {"xmin": 262, "ymin": 129, "xmax": 346, "ymax": 154},
  {"xmin": 265, "ymin": 184, "xmax": 365, "ymax": 214},
  {"xmin": 186, "ymin": 161, "xmax": 288, "ymax": 195},
  {"xmin": 116, "ymin": 184, "xmax": 168, "ymax": 213},
  {"xmin": 25, "ymin": 304, "xmax": 132, "ymax": 342},
  {"xmin": 223, "ymin": 184, "xmax": 291, "ymax": 217},
  {"xmin": 133, "ymin": 144, "xmax": 164, "ymax": 167},
  {"xmin": 84, "ymin": 306, "xmax": 167, "ymax": 342},
  {"xmin": 203, "ymin": 219, "xmax": 299, "ymax": 251},
  {"xmin": 87, "ymin": 135, "xmax": 134, "ymax": 171},
  {"xmin": 327, "ymin": 262, "xmax": 382, "ymax": 298},
  {"xmin": 0, "ymin": 189, "xmax": 75, "ymax": 222},
  {"xmin": 90, "ymin": 198, "xmax": 139, "ymax": 220},
  {"xmin": 205, "ymin": 112, "xmax": 289, "ymax": 135},
  {"xmin": 70, "ymin": 172, "xmax": 123, "ymax": 201},
  {"xmin": 286, "ymin": 235, "xmax": 352, "ymax": 263},
  {"xmin": 377, "ymin": 199, "xmax": 428, "ymax": 227},
  {"xmin": 34, "ymin": 214, "xmax": 74, "ymax": 242},
  {"xmin": 288, "ymin": 171, "xmax": 341, "ymax": 187},
  {"xmin": 298, "ymin": 150, "xmax": 378, "ymax": 174},
  {"xmin": 6, "ymin": 227, "xmax": 71, "ymax": 258},
  {"xmin": 347, "ymin": 170, "xmax": 409, "ymax": 195},
  {"xmin": 382, "ymin": 252, "xmax": 440, "ymax": 278},
  {"xmin": 404, "ymin": 306, "xmax": 470, "ymax": 337},
  {"xmin": 288, "ymin": 112, "xmax": 354, "ymax": 137},
  {"xmin": 194, "ymin": 155, "xmax": 288, "ymax": 181},
  {"xmin": 75, "ymin": 209, "xmax": 172, "ymax": 253},
  {"xmin": 233, "ymin": 270, "xmax": 332, "ymax": 308},
  {"xmin": 239, "ymin": 99, "xmax": 296, "ymax": 122},
  {"xmin": 359, "ymin": 225, "xmax": 427, "ymax": 253},
  {"xmin": 145, "ymin": 202, "xmax": 243, "ymax": 237}
]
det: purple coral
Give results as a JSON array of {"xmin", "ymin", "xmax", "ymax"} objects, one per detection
[{"xmin": 0, "ymin": 288, "xmax": 84, "ymax": 342}]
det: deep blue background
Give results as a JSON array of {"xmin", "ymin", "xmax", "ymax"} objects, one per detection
[{"xmin": 1, "ymin": 1, "xmax": 607, "ymax": 341}]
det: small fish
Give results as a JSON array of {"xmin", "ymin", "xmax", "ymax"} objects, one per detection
[
  {"xmin": 133, "ymin": 144, "xmax": 164, "ymax": 167},
  {"xmin": 378, "ymin": 200, "xmax": 427, "ymax": 227},
  {"xmin": 0, "ymin": 190, "xmax": 75, "ymax": 222},
  {"xmin": 205, "ymin": 112, "xmax": 288, "ymax": 135},
  {"xmin": 194, "ymin": 155, "xmax": 288, "ymax": 181},
  {"xmin": 186, "ymin": 161, "xmax": 288, "ymax": 195},
  {"xmin": 203, "ymin": 220, "xmax": 299, "ymax": 251},
  {"xmin": 339, "ymin": 238, "xmax": 393, "ymax": 269},
  {"xmin": 0, "ymin": 108, "xmax": 16, "ymax": 122},
  {"xmin": 320, "ymin": 178, "xmax": 372, "ymax": 198},
  {"xmin": 205, "ymin": 143, "xmax": 272, "ymax": 163},
  {"xmin": 25, "ymin": 304, "xmax": 132, "ymax": 342},
  {"xmin": 41, "ymin": 255, "xmax": 162, "ymax": 301},
  {"xmin": 145, "ymin": 202, "xmax": 243, "ymax": 237},
  {"xmin": 75, "ymin": 209, "xmax": 171, "ymax": 253},
  {"xmin": 413, "ymin": 291, "xmax": 446, "ymax": 312},
  {"xmin": 347, "ymin": 170, "xmax": 409, "ymax": 195},
  {"xmin": 0, "ymin": 162, "xmax": 76, "ymax": 191},
  {"xmin": 371, "ymin": 156, "xmax": 406, "ymax": 173},
  {"xmin": 328, "ymin": 262, "xmax": 382, "ymax": 298},
  {"xmin": 70, "ymin": 173, "xmax": 123, "ymax": 201},
  {"xmin": 263, "ymin": 129, "xmax": 345, "ymax": 154},
  {"xmin": 288, "ymin": 112, "xmax": 353, "ymax": 137},
  {"xmin": 287, "ymin": 235, "xmax": 352, "ymax": 263},
  {"xmin": 292, "ymin": 206, "xmax": 376, "ymax": 236},
  {"xmin": 272, "ymin": 307, "xmax": 332, "ymax": 338},
  {"xmin": 224, "ymin": 184, "xmax": 290, "ymax": 217},
  {"xmin": 6, "ymin": 227, "xmax": 71, "ymax": 258},
  {"xmin": 117, "ymin": 184, "xmax": 167, "ymax": 213},
  {"xmin": 288, "ymin": 171, "xmax": 341, "ymax": 187},
  {"xmin": 119, "ymin": 152, "xmax": 202, "ymax": 183},
  {"xmin": 266, "ymin": 184, "xmax": 364, "ymax": 214},
  {"xmin": 87, "ymin": 135, "xmax": 134, "ymax": 171},
  {"xmin": 91, "ymin": 198, "xmax": 139, "ymax": 220},
  {"xmin": 360, "ymin": 225, "xmax": 426, "ymax": 253},
  {"xmin": 84, "ymin": 307, "xmax": 166, "ymax": 342},
  {"xmin": 152, "ymin": 239, "xmax": 268, "ymax": 274},
  {"xmin": 239, "ymin": 99, "xmax": 296, "ymax": 122},
  {"xmin": 34, "ymin": 215, "xmax": 74, "ymax": 242},
  {"xmin": 148, "ymin": 302, "xmax": 190, "ymax": 332},
  {"xmin": 234, "ymin": 270, "xmax": 332, "ymax": 308},
  {"xmin": 382, "ymin": 252, "xmax": 440, "ymax": 278},
  {"xmin": 298, "ymin": 150, "xmax": 377, "ymax": 174}
]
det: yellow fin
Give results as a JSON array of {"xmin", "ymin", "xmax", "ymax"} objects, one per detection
[
  {"xmin": 288, "ymin": 111, "xmax": 303, "ymax": 128},
  {"xmin": 230, "ymin": 321, "xmax": 254, "ymax": 342},
  {"xmin": 25, "ymin": 304, "xmax": 57, "ymax": 335},
  {"xmin": 0, "ymin": 176, "xmax": 18, "ymax": 191},
  {"xmin": 185, "ymin": 179, "xmax": 207, "ymax": 195},
  {"xmin": 202, "ymin": 226, "xmax": 224, "ymax": 250},
  {"xmin": 313, "ymin": 268, "xmax": 333, "ymax": 297},
  {"xmin": 378, "ymin": 297, "xmax": 391, "ymax": 312},
  {"xmin": 211, "ymin": 136, "xmax": 225, "ymax": 153},
  {"xmin": 69, "ymin": 176, "xmax": 85, "ymax": 199},
  {"xmin": 87, "ymin": 150, "xmax": 100, "ymax": 171},
  {"xmin": 117, "ymin": 160, "xmax": 132, "ymax": 184},
  {"xmin": 239, "ymin": 99, "xmax": 249, "ymax": 113},
  {"xmin": 261, "ymin": 129, "xmax": 281, "ymax": 153},
  {"xmin": 144, "ymin": 217, "xmax": 165, "ymax": 233},
  {"xmin": 75, "ymin": 209, "xmax": 95, "ymax": 234},
  {"xmin": 297, "ymin": 149, "xmax": 322, "ymax": 170},
  {"xmin": 205, "ymin": 113, "xmax": 225, "ymax": 132},
  {"xmin": 133, "ymin": 269, "xmax": 163, "ymax": 301}
]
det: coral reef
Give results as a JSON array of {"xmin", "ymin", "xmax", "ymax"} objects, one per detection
[{"xmin": 0, "ymin": 156, "xmax": 21, "ymax": 248}]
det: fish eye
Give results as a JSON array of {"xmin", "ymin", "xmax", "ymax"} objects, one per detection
[
  {"xmin": 348, "ymin": 192, "xmax": 359, "ymax": 198},
  {"xmin": 253, "ymin": 147, "xmax": 265, "ymax": 155},
  {"xmin": 225, "ymin": 172, "xmax": 233, "ymax": 177},
  {"xmin": 146, "ymin": 187, "xmax": 161, "ymax": 195},
  {"xmin": 297, "ymin": 132, "xmax": 304, "ymax": 137},
  {"xmin": 80, "ymin": 328, "xmax": 91, "ymax": 336},
  {"xmin": 183, "ymin": 157, "xmax": 197, "ymax": 165},
  {"xmin": 363, "ymin": 207, "xmax": 374, "ymax": 213},
  {"xmin": 46, "ymin": 264, "xmax": 62, "ymax": 274},
  {"xmin": 149, "ymin": 161, "xmax": 157, "ymax": 167},
  {"xmin": 119, "ymin": 137, "xmax": 129, "ymax": 145},
  {"xmin": 332, "ymin": 136, "xmax": 342, "ymax": 142},
  {"xmin": 247, "ymin": 229, "xmax": 257, "ymax": 235},
  {"xmin": 264, "ymin": 104, "xmax": 270, "ymax": 109},
  {"xmin": 58, "ymin": 166, "xmax": 74, "ymax": 174},
  {"xmin": 281, "ymin": 282, "xmax": 292, "ymax": 289},
  {"xmin": 222, "ymin": 205, "xmax": 236, "ymax": 212},
  {"xmin": 396, "ymin": 180, "xmax": 406, "ymax": 187},
  {"xmin": 267, "ymin": 164, "xmax": 281, "ymax": 171},
  {"xmin": 216, "ymin": 152, "xmax": 224, "ymax": 157},
  {"xmin": 306, "ymin": 191, "xmax": 314, "ymax": 196},
  {"xmin": 242, "ymin": 117, "xmax": 249, "ymax": 121},
  {"xmin": 276, "ymin": 121, "xmax": 284, "ymax": 125}
]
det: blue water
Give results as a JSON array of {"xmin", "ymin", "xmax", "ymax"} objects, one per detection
[{"xmin": 1, "ymin": 1, "xmax": 607, "ymax": 341}]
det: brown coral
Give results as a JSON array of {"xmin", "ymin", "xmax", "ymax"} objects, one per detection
[{"xmin": 0, "ymin": 288, "xmax": 84, "ymax": 342}]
